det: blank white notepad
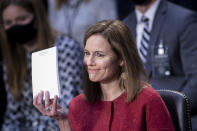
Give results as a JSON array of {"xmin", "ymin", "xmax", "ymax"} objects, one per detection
[{"xmin": 32, "ymin": 46, "xmax": 60, "ymax": 99}]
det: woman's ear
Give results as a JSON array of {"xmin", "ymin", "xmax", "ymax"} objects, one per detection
[{"xmin": 119, "ymin": 60, "xmax": 124, "ymax": 67}]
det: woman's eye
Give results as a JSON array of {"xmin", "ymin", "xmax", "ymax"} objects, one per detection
[
  {"xmin": 4, "ymin": 20, "xmax": 12, "ymax": 27},
  {"xmin": 83, "ymin": 51, "xmax": 89, "ymax": 56},
  {"xmin": 18, "ymin": 16, "xmax": 27, "ymax": 21},
  {"xmin": 96, "ymin": 52, "xmax": 104, "ymax": 57}
]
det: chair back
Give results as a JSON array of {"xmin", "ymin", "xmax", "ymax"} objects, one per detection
[{"xmin": 157, "ymin": 90, "xmax": 192, "ymax": 131}]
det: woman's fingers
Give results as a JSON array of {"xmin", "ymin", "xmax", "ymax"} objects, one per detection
[
  {"xmin": 33, "ymin": 92, "xmax": 39, "ymax": 105},
  {"xmin": 45, "ymin": 91, "xmax": 50, "ymax": 108},
  {"xmin": 38, "ymin": 91, "xmax": 44, "ymax": 105},
  {"xmin": 33, "ymin": 91, "xmax": 43, "ymax": 106},
  {"xmin": 33, "ymin": 92, "xmax": 66, "ymax": 119},
  {"xmin": 33, "ymin": 91, "xmax": 46, "ymax": 113},
  {"xmin": 51, "ymin": 95, "xmax": 58, "ymax": 116},
  {"xmin": 50, "ymin": 96, "xmax": 67, "ymax": 120}
]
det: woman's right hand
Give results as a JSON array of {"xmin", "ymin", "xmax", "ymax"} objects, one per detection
[
  {"xmin": 33, "ymin": 91, "xmax": 67, "ymax": 120},
  {"xmin": 33, "ymin": 91, "xmax": 72, "ymax": 131}
]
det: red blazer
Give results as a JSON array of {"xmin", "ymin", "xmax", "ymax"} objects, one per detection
[{"xmin": 69, "ymin": 87, "xmax": 175, "ymax": 131}]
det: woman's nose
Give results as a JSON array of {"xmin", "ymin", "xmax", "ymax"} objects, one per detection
[{"xmin": 86, "ymin": 55, "xmax": 95, "ymax": 66}]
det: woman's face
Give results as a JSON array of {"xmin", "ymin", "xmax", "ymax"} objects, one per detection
[
  {"xmin": 84, "ymin": 34, "xmax": 123, "ymax": 83},
  {"xmin": 2, "ymin": 5, "xmax": 33, "ymax": 30}
]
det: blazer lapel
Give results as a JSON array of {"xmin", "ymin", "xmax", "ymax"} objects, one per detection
[
  {"xmin": 125, "ymin": 12, "xmax": 137, "ymax": 39},
  {"xmin": 145, "ymin": 0, "xmax": 167, "ymax": 77}
]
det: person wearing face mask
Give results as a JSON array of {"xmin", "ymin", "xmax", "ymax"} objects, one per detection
[
  {"xmin": 33, "ymin": 20, "xmax": 175, "ymax": 131},
  {"xmin": 124, "ymin": 0, "xmax": 197, "ymax": 129},
  {"xmin": 0, "ymin": 0, "xmax": 83, "ymax": 130}
]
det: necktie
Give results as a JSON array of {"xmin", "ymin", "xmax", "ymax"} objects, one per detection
[{"xmin": 139, "ymin": 16, "xmax": 150, "ymax": 63}]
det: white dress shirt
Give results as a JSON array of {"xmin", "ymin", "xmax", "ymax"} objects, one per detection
[{"xmin": 135, "ymin": 0, "xmax": 161, "ymax": 51}]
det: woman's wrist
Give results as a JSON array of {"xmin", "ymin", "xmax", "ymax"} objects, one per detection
[{"xmin": 58, "ymin": 118, "xmax": 71, "ymax": 131}]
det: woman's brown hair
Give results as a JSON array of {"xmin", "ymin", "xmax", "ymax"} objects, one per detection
[
  {"xmin": 0, "ymin": 0, "xmax": 54, "ymax": 101},
  {"xmin": 83, "ymin": 20, "xmax": 149, "ymax": 104}
]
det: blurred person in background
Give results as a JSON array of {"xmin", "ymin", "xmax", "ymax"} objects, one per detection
[
  {"xmin": 47, "ymin": 0, "xmax": 117, "ymax": 48},
  {"xmin": 124, "ymin": 0, "xmax": 197, "ymax": 129},
  {"xmin": 34, "ymin": 20, "xmax": 175, "ymax": 131},
  {"xmin": 0, "ymin": 0, "xmax": 83, "ymax": 130}
]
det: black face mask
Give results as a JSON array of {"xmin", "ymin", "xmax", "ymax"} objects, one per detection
[
  {"xmin": 5, "ymin": 18, "xmax": 37, "ymax": 45},
  {"xmin": 133, "ymin": 0, "xmax": 152, "ymax": 6}
]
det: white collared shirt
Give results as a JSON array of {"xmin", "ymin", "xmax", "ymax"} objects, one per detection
[{"xmin": 135, "ymin": 0, "xmax": 161, "ymax": 51}]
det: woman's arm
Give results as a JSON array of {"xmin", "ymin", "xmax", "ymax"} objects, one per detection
[{"xmin": 58, "ymin": 119, "xmax": 72, "ymax": 131}]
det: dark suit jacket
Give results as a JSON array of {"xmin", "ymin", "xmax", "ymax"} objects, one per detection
[
  {"xmin": 168, "ymin": 0, "xmax": 197, "ymax": 12},
  {"xmin": 124, "ymin": 0, "xmax": 197, "ymax": 114}
]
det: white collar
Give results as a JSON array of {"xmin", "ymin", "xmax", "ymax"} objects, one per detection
[{"xmin": 135, "ymin": 0, "xmax": 161, "ymax": 24}]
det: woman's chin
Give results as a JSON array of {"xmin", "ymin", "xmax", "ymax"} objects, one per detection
[{"xmin": 89, "ymin": 77, "xmax": 99, "ymax": 82}]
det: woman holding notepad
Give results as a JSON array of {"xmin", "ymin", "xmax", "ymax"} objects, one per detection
[{"xmin": 34, "ymin": 20, "xmax": 175, "ymax": 131}]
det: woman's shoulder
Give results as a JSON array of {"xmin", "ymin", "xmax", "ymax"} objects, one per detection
[
  {"xmin": 137, "ymin": 84, "xmax": 163, "ymax": 103},
  {"xmin": 71, "ymin": 94, "xmax": 85, "ymax": 101},
  {"xmin": 131, "ymin": 85, "xmax": 166, "ymax": 110},
  {"xmin": 69, "ymin": 94, "xmax": 87, "ymax": 108},
  {"xmin": 141, "ymin": 83, "xmax": 159, "ymax": 95}
]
